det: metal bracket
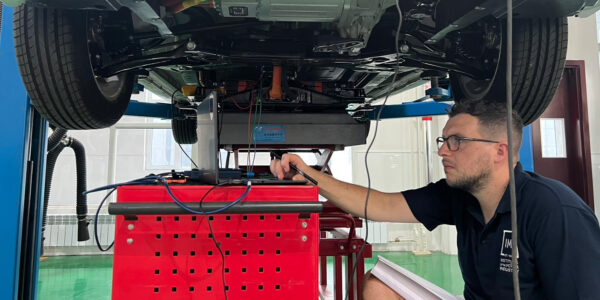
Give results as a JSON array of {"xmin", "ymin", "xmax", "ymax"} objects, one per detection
[
  {"xmin": 426, "ymin": 0, "xmax": 527, "ymax": 44},
  {"xmin": 116, "ymin": 0, "xmax": 173, "ymax": 37},
  {"xmin": 315, "ymin": 148, "xmax": 334, "ymax": 174},
  {"xmin": 425, "ymin": 87, "xmax": 451, "ymax": 100}
]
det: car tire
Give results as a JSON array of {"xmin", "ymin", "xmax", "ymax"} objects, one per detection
[
  {"xmin": 14, "ymin": 5, "xmax": 134, "ymax": 129},
  {"xmin": 451, "ymin": 18, "xmax": 568, "ymax": 125},
  {"xmin": 172, "ymin": 107, "xmax": 198, "ymax": 144}
]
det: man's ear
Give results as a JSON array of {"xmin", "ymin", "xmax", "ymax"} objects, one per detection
[{"xmin": 494, "ymin": 142, "xmax": 509, "ymax": 162}]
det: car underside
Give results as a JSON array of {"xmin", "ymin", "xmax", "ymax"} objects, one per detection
[{"xmin": 6, "ymin": 0, "xmax": 600, "ymax": 142}]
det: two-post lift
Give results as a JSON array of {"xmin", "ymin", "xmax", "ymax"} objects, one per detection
[{"xmin": 0, "ymin": 6, "xmax": 534, "ymax": 300}]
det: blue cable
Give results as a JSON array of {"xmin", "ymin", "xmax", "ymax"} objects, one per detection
[
  {"xmin": 94, "ymin": 188, "xmax": 116, "ymax": 252},
  {"xmin": 85, "ymin": 175, "xmax": 252, "ymax": 215},
  {"xmin": 83, "ymin": 177, "xmax": 157, "ymax": 195},
  {"xmin": 157, "ymin": 177, "xmax": 252, "ymax": 215}
]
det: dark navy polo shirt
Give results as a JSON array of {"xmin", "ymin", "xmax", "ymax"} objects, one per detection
[{"xmin": 403, "ymin": 163, "xmax": 600, "ymax": 299}]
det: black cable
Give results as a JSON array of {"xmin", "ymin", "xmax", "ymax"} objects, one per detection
[
  {"xmin": 84, "ymin": 177, "xmax": 158, "ymax": 195},
  {"xmin": 170, "ymin": 89, "xmax": 179, "ymax": 109},
  {"xmin": 250, "ymin": 90, "xmax": 263, "ymax": 173},
  {"xmin": 345, "ymin": 1, "xmax": 402, "ymax": 299},
  {"xmin": 225, "ymin": 151, "xmax": 231, "ymax": 169},
  {"xmin": 199, "ymin": 184, "xmax": 229, "ymax": 300},
  {"xmin": 88, "ymin": 171, "xmax": 247, "ymax": 300},
  {"xmin": 505, "ymin": 0, "xmax": 521, "ymax": 299},
  {"xmin": 177, "ymin": 142, "xmax": 199, "ymax": 169},
  {"xmin": 85, "ymin": 175, "xmax": 251, "ymax": 215},
  {"xmin": 94, "ymin": 188, "xmax": 116, "ymax": 252}
]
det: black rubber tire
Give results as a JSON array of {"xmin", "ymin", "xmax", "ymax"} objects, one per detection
[
  {"xmin": 13, "ymin": 5, "xmax": 134, "ymax": 129},
  {"xmin": 452, "ymin": 18, "xmax": 568, "ymax": 125},
  {"xmin": 172, "ymin": 107, "xmax": 198, "ymax": 144}
]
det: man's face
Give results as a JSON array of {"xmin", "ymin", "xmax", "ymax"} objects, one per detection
[{"xmin": 438, "ymin": 114, "xmax": 495, "ymax": 194}]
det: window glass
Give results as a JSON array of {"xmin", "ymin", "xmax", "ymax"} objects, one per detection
[
  {"xmin": 596, "ymin": 11, "xmax": 600, "ymax": 42},
  {"xmin": 145, "ymin": 113, "xmax": 194, "ymax": 170},
  {"xmin": 180, "ymin": 144, "xmax": 193, "ymax": 169},
  {"xmin": 540, "ymin": 118, "xmax": 567, "ymax": 158}
]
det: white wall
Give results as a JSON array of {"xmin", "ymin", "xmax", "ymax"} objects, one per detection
[
  {"xmin": 351, "ymin": 86, "xmax": 458, "ymax": 255},
  {"xmin": 47, "ymin": 92, "xmax": 165, "ymax": 215},
  {"xmin": 566, "ymin": 14, "xmax": 600, "ymax": 217}
]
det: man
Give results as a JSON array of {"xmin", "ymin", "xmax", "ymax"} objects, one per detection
[{"xmin": 270, "ymin": 101, "xmax": 600, "ymax": 299}]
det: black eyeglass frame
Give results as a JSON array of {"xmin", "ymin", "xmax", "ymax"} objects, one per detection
[{"xmin": 436, "ymin": 135, "xmax": 499, "ymax": 151}]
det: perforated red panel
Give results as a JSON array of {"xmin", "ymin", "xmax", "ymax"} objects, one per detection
[{"xmin": 112, "ymin": 185, "xmax": 319, "ymax": 300}]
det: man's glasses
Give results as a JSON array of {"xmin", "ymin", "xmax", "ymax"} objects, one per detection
[{"xmin": 436, "ymin": 135, "xmax": 499, "ymax": 151}]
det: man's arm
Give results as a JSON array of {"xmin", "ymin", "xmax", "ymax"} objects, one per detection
[{"xmin": 270, "ymin": 153, "xmax": 419, "ymax": 223}]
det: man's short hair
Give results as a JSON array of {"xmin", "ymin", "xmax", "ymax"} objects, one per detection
[{"xmin": 449, "ymin": 101, "xmax": 524, "ymax": 155}]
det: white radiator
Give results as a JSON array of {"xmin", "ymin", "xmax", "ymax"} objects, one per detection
[{"xmin": 44, "ymin": 214, "xmax": 114, "ymax": 248}]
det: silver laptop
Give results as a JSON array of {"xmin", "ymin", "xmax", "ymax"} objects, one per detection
[
  {"xmin": 194, "ymin": 92, "xmax": 306, "ymax": 185},
  {"xmin": 195, "ymin": 91, "xmax": 220, "ymax": 185}
]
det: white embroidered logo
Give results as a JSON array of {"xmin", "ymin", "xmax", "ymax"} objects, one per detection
[{"xmin": 499, "ymin": 230, "xmax": 519, "ymax": 273}]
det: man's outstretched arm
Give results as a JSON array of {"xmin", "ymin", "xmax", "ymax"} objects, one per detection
[{"xmin": 270, "ymin": 153, "xmax": 419, "ymax": 223}]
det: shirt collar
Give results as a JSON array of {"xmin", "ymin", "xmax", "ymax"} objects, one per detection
[{"xmin": 496, "ymin": 162, "xmax": 527, "ymax": 214}]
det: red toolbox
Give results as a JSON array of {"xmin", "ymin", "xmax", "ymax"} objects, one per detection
[{"xmin": 112, "ymin": 184, "xmax": 320, "ymax": 299}]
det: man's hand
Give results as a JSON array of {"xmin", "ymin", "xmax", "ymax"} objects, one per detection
[
  {"xmin": 270, "ymin": 153, "xmax": 418, "ymax": 223},
  {"xmin": 270, "ymin": 153, "xmax": 308, "ymax": 181}
]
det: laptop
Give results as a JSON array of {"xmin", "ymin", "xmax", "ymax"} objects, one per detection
[{"xmin": 195, "ymin": 92, "xmax": 306, "ymax": 186}]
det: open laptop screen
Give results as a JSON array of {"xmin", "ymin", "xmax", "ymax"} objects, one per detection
[{"xmin": 195, "ymin": 91, "xmax": 219, "ymax": 184}]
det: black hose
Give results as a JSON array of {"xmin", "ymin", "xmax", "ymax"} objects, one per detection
[
  {"xmin": 42, "ymin": 128, "xmax": 68, "ymax": 249},
  {"xmin": 47, "ymin": 128, "xmax": 67, "ymax": 153},
  {"xmin": 42, "ymin": 130, "xmax": 90, "ymax": 253},
  {"xmin": 66, "ymin": 137, "xmax": 90, "ymax": 242},
  {"xmin": 42, "ymin": 141, "xmax": 66, "ymax": 251}
]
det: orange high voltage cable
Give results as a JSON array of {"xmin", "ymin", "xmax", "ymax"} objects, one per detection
[{"xmin": 269, "ymin": 64, "xmax": 284, "ymax": 100}]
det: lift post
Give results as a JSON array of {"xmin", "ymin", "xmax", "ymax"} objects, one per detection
[
  {"xmin": 0, "ymin": 6, "xmax": 48, "ymax": 300},
  {"xmin": 1, "ymin": 4, "xmax": 534, "ymax": 295}
]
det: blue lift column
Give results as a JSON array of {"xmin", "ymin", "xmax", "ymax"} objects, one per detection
[
  {"xmin": 0, "ymin": 6, "xmax": 48, "ymax": 300},
  {"xmin": 519, "ymin": 125, "xmax": 534, "ymax": 172}
]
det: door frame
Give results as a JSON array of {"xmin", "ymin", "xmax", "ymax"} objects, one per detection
[{"xmin": 562, "ymin": 60, "xmax": 594, "ymax": 209}]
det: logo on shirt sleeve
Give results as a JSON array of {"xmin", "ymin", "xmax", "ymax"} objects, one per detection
[{"xmin": 499, "ymin": 230, "xmax": 519, "ymax": 273}]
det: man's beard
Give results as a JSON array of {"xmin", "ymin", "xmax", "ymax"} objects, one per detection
[
  {"xmin": 447, "ymin": 169, "xmax": 490, "ymax": 194},
  {"xmin": 445, "ymin": 153, "xmax": 493, "ymax": 194}
]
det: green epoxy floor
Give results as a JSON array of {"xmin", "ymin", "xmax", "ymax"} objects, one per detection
[
  {"xmin": 38, "ymin": 252, "xmax": 464, "ymax": 299},
  {"xmin": 39, "ymin": 256, "xmax": 113, "ymax": 299}
]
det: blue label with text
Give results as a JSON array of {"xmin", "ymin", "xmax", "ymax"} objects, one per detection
[{"xmin": 253, "ymin": 125, "xmax": 285, "ymax": 143}]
